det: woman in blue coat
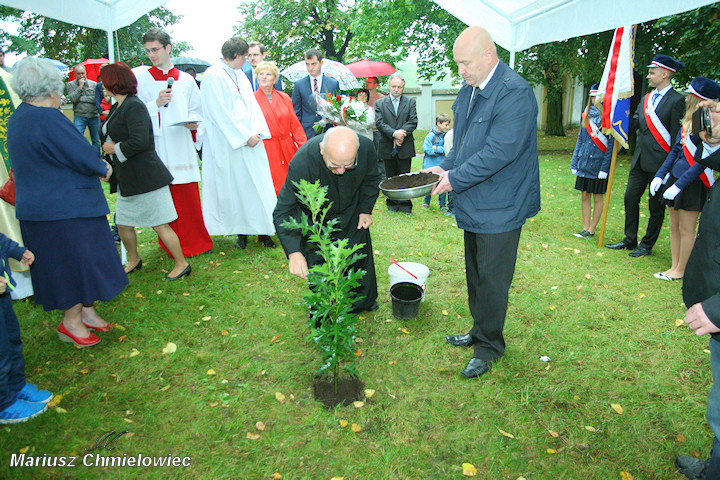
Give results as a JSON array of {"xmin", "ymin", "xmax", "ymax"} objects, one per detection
[
  {"xmin": 570, "ymin": 85, "xmax": 613, "ymax": 238},
  {"xmin": 649, "ymin": 77, "xmax": 720, "ymax": 281}
]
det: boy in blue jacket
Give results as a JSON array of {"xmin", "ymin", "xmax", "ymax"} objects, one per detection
[
  {"xmin": 422, "ymin": 113, "xmax": 452, "ymax": 211},
  {"xmin": 0, "ymin": 232, "xmax": 53, "ymax": 423}
]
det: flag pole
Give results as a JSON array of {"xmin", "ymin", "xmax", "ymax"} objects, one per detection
[{"xmin": 597, "ymin": 140, "xmax": 621, "ymax": 247}]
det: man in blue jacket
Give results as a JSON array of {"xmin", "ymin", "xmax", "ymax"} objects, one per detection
[
  {"xmin": 425, "ymin": 26, "xmax": 540, "ymax": 379},
  {"xmin": 291, "ymin": 48, "xmax": 340, "ymax": 140}
]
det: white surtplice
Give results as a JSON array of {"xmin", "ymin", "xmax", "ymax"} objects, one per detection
[
  {"xmin": 133, "ymin": 66, "xmax": 203, "ymax": 184},
  {"xmin": 200, "ymin": 61, "xmax": 277, "ymax": 236}
]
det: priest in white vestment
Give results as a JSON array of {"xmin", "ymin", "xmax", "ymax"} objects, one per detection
[
  {"xmin": 200, "ymin": 37, "xmax": 278, "ymax": 249},
  {"xmin": 132, "ymin": 27, "xmax": 213, "ymax": 257}
]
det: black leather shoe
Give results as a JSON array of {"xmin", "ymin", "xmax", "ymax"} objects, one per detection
[
  {"xmin": 460, "ymin": 357, "xmax": 493, "ymax": 378},
  {"xmin": 235, "ymin": 234, "xmax": 247, "ymax": 249},
  {"xmin": 629, "ymin": 246, "xmax": 652, "ymax": 257},
  {"xmin": 445, "ymin": 334, "xmax": 473, "ymax": 347},
  {"xmin": 675, "ymin": 455, "xmax": 709, "ymax": 479},
  {"xmin": 164, "ymin": 264, "xmax": 191, "ymax": 281},
  {"xmin": 351, "ymin": 302, "xmax": 379, "ymax": 314},
  {"xmin": 259, "ymin": 235, "xmax": 276, "ymax": 248},
  {"xmin": 605, "ymin": 240, "xmax": 637, "ymax": 250}
]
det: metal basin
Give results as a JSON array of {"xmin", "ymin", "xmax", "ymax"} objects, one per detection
[{"xmin": 379, "ymin": 173, "xmax": 440, "ymax": 200}]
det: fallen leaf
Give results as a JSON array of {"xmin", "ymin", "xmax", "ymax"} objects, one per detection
[
  {"xmin": 220, "ymin": 330, "xmax": 229, "ymax": 336},
  {"xmin": 114, "ymin": 324, "xmax": 126, "ymax": 331},
  {"xmin": 54, "ymin": 407, "xmax": 67, "ymax": 414},
  {"xmin": 675, "ymin": 319, "xmax": 685, "ymax": 327},
  {"xmin": 19, "ymin": 447, "xmax": 29, "ymax": 453},
  {"xmin": 611, "ymin": 403, "xmax": 624, "ymax": 415},
  {"xmin": 270, "ymin": 334, "xmax": 283, "ymax": 344},
  {"xmin": 620, "ymin": 472, "xmax": 633, "ymax": 480},
  {"xmin": 129, "ymin": 348, "xmax": 140, "ymax": 358},
  {"xmin": 462, "ymin": 463, "xmax": 478, "ymax": 476},
  {"xmin": 549, "ymin": 305, "xmax": 556, "ymax": 310},
  {"xmin": 388, "ymin": 360, "xmax": 397, "ymax": 365},
  {"xmin": 546, "ymin": 448, "xmax": 557, "ymax": 454},
  {"xmin": 275, "ymin": 392, "xmax": 286, "ymax": 403},
  {"xmin": 399, "ymin": 328, "xmax": 409, "ymax": 334},
  {"xmin": 585, "ymin": 274, "xmax": 592, "ymax": 279},
  {"xmin": 255, "ymin": 421, "xmax": 266, "ymax": 431},
  {"xmin": 124, "ymin": 418, "xmax": 133, "ymax": 423},
  {"xmin": 134, "ymin": 292, "xmax": 143, "ymax": 298},
  {"xmin": 160, "ymin": 385, "xmax": 170, "ymax": 391},
  {"xmin": 271, "ymin": 474, "xmax": 282, "ymax": 480},
  {"xmin": 441, "ymin": 310, "xmax": 449, "ymax": 316},
  {"xmin": 202, "ymin": 316, "xmax": 212, "ymax": 321},
  {"xmin": 330, "ymin": 477, "xmax": 344, "ymax": 480},
  {"xmin": 162, "ymin": 342, "xmax": 177, "ymax": 354},
  {"xmin": 80, "ymin": 369, "xmax": 89, "ymax": 375},
  {"xmin": 498, "ymin": 428, "xmax": 515, "ymax": 439},
  {"xmin": 350, "ymin": 423, "xmax": 361, "ymax": 433},
  {"xmin": 209, "ymin": 402, "xmax": 219, "ymax": 407},
  {"xmin": 352, "ymin": 401, "xmax": 365, "ymax": 408},
  {"xmin": 364, "ymin": 389, "xmax": 375, "ymax": 399},
  {"xmin": 47, "ymin": 394, "xmax": 63, "ymax": 408},
  {"xmin": 207, "ymin": 369, "xmax": 216, "ymax": 375},
  {"xmin": 182, "ymin": 293, "xmax": 190, "ymax": 296},
  {"xmin": 354, "ymin": 349, "xmax": 362, "ymax": 356},
  {"xmin": 677, "ymin": 434, "xmax": 686, "ymax": 442},
  {"xmin": 118, "ymin": 335, "xmax": 127, "ymax": 342},
  {"xmin": 548, "ymin": 430, "xmax": 559, "ymax": 438},
  {"xmin": 246, "ymin": 432, "xmax": 260, "ymax": 440},
  {"xmin": 339, "ymin": 419, "xmax": 348, "ymax": 427},
  {"xmin": 584, "ymin": 426, "xmax": 597, "ymax": 432}
]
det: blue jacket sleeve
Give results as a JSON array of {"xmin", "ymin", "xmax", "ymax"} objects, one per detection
[
  {"xmin": 95, "ymin": 82, "xmax": 104, "ymax": 114},
  {"xmin": 674, "ymin": 162, "xmax": 706, "ymax": 191},
  {"xmin": 0, "ymin": 232, "xmax": 25, "ymax": 262},
  {"xmin": 570, "ymin": 128, "xmax": 583, "ymax": 171},
  {"xmin": 423, "ymin": 132, "xmax": 436, "ymax": 156},
  {"xmin": 655, "ymin": 132, "xmax": 683, "ymax": 180}
]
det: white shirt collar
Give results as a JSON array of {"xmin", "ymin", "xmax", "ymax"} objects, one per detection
[
  {"xmin": 653, "ymin": 84, "xmax": 672, "ymax": 98},
  {"xmin": 478, "ymin": 62, "xmax": 499, "ymax": 91},
  {"xmin": 702, "ymin": 141, "xmax": 720, "ymax": 157}
]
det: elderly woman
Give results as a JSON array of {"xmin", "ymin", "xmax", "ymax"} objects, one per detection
[
  {"xmin": 100, "ymin": 62, "xmax": 191, "ymax": 281},
  {"xmin": 7, "ymin": 58, "xmax": 128, "ymax": 348},
  {"xmin": 253, "ymin": 61, "xmax": 307, "ymax": 196}
]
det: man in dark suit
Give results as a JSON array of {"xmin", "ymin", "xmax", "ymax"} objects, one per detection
[
  {"xmin": 375, "ymin": 73, "xmax": 418, "ymax": 214},
  {"xmin": 425, "ymin": 26, "xmax": 540, "ymax": 379},
  {"xmin": 605, "ymin": 54, "xmax": 685, "ymax": 257},
  {"xmin": 245, "ymin": 41, "xmax": 283, "ymax": 92},
  {"xmin": 291, "ymin": 48, "xmax": 340, "ymax": 140},
  {"xmin": 674, "ymin": 102, "xmax": 720, "ymax": 479}
]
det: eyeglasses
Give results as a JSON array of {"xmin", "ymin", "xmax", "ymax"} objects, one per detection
[{"xmin": 325, "ymin": 152, "xmax": 358, "ymax": 171}]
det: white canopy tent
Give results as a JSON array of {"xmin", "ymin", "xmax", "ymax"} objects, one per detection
[
  {"xmin": 432, "ymin": 0, "xmax": 718, "ymax": 67},
  {"xmin": 0, "ymin": 0, "xmax": 168, "ymax": 62}
]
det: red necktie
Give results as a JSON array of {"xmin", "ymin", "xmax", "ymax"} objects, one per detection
[{"xmin": 313, "ymin": 78, "xmax": 318, "ymax": 93}]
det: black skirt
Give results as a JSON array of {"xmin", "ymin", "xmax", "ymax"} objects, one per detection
[
  {"xmin": 19, "ymin": 216, "xmax": 128, "ymax": 311},
  {"xmin": 574, "ymin": 176, "xmax": 608, "ymax": 194},
  {"xmin": 657, "ymin": 174, "xmax": 708, "ymax": 212}
]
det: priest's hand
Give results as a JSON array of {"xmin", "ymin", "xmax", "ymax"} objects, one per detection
[
  {"xmin": 156, "ymin": 88, "xmax": 172, "ymax": 108},
  {"xmin": 184, "ymin": 122, "xmax": 199, "ymax": 131},
  {"xmin": 288, "ymin": 252, "xmax": 309, "ymax": 280},
  {"xmin": 432, "ymin": 170, "xmax": 454, "ymax": 196},
  {"xmin": 357, "ymin": 214, "xmax": 373, "ymax": 229},
  {"xmin": 247, "ymin": 134, "xmax": 261, "ymax": 148},
  {"xmin": 685, "ymin": 302, "xmax": 720, "ymax": 336}
]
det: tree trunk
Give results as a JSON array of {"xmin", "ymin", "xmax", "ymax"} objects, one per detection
[{"xmin": 545, "ymin": 92, "xmax": 565, "ymax": 136}]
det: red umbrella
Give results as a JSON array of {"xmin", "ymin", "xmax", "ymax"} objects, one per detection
[
  {"xmin": 345, "ymin": 60, "xmax": 396, "ymax": 78},
  {"xmin": 68, "ymin": 58, "xmax": 110, "ymax": 82}
]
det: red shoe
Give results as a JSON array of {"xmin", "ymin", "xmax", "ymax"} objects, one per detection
[
  {"xmin": 57, "ymin": 323, "xmax": 101, "ymax": 347},
  {"xmin": 82, "ymin": 321, "xmax": 114, "ymax": 332}
]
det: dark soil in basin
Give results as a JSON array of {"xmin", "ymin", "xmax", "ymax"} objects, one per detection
[{"xmin": 380, "ymin": 172, "xmax": 439, "ymax": 190}]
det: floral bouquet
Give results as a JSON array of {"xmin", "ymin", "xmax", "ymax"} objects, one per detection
[{"xmin": 313, "ymin": 93, "xmax": 373, "ymax": 134}]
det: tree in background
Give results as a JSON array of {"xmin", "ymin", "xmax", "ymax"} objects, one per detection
[{"xmin": 0, "ymin": 6, "xmax": 189, "ymax": 68}]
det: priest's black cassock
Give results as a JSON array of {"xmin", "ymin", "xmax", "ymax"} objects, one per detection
[{"xmin": 273, "ymin": 133, "xmax": 381, "ymax": 312}]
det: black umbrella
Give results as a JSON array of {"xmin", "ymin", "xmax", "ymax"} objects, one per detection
[{"xmin": 171, "ymin": 56, "xmax": 212, "ymax": 74}]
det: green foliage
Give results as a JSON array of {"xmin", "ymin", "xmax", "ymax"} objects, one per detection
[
  {"xmin": 0, "ymin": 7, "xmax": 187, "ymax": 68},
  {"xmin": 281, "ymin": 179, "xmax": 366, "ymax": 389}
]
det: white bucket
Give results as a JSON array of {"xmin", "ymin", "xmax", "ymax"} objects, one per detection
[{"xmin": 388, "ymin": 262, "xmax": 430, "ymax": 292}]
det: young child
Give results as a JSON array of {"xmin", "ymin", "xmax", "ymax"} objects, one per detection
[
  {"xmin": 0, "ymin": 232, "xmax": 53, "ymax": 423},
  {"xmin": 422, "ymin": 113, "xmax": 452, "ymax": 211}
]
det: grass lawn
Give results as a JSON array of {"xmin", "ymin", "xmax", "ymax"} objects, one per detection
[{"xmin": 0, "ymin": 148, "xmax": 708, "ymax": 480}]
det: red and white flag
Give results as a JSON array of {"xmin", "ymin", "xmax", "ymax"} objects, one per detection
[{"xmin": 598, "ymin": 26, "xmax": 635, "ymax": 148}]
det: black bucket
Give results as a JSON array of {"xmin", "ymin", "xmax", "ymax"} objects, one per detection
[{"xmin": 390, "ymin": 282, "xmax": 424, "ymax": 320}]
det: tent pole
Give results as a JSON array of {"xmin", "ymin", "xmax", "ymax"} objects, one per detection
[
  {"xmin": 107, "ymin": 29, "xmax": 115, "ymax": 63},
  {"xmin": 510, "ymin": 49, "xmax": 516, "ymax": 69}
]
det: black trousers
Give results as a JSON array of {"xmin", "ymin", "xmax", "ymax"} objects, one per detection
[
  {"xmin": 383, "ymin": 156, "xmax": 413, "ymax": 213},
  {"xmin": 464, "ymin": 228, "xmax": 522, "ymax": 361},
  {"xmin": 623, "ymin": 164, "xmax": 665, "ymax": 249}
]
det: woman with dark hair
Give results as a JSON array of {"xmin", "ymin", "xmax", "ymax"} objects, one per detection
[
  {"xmin": 7, "ymin": 57, "xmax": 127, "ymax": 348},
  {"xmin": 100, "ymin": 62, "xmax": 191, "ymax": 281}
]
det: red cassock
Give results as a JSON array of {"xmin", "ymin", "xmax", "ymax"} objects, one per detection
[{"xmin": 253, "ymin": 89, "xmax": 307, "ymax": 195}]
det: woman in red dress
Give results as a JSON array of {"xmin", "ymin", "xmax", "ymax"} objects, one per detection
[{"xmin": 253, "ymin": 61, "xmax": 307, "ymax": 195}]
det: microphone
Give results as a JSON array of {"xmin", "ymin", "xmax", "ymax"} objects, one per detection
[{"xmin": 163, "ymin": 77, "xmax": 174, "ymax": 107}]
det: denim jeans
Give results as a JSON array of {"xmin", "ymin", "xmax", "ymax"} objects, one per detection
[
  {"xmin": 423, "ymin": 192, "xmax": 447, "ymax": 207},
  {"xmin": 707, "ymin": 338, "xmax": 720, "ymax": 476},
  {"xmin": 0, "ymin": 294, "xmax": 25, "ymax": 411},
  {"xmin": 73, "ymin": 115, "xmax": 101, "ymax": 150}
]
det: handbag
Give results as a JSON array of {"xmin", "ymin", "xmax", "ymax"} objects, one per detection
[{"xmin": 0, "ymin": 168, "xmax": 15, "ymax": 205}]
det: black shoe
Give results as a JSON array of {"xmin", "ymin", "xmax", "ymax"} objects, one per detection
[
  {"xmin": 259, "ymin": 235, "xmax": 276, "ymax": 248},
  {"xmin": 351, "ymin": 301, "xmax": 379, "ymax": 314},
  {"xmin": 460, "ymin": 357, "xmax": 493, "ymax": 378},
  {"xmin": 605, "ymin": 240, "xmax": 637, "ymax": 250},
  {"xmin": 164, "ymin": 264, "xmax": 191, "ymax": 281},
  {"xmin": 628, "ymin": 246, "xmax": 652, "ymax": 257},
  {"xmin": 126, "ymin": 259, "xmax": 142, "ymax": 274},
  {"xmin": 445, "ymin": 334, "xmax": 473, "ymax": 347},
  {"xmin": 235, "ymin": 234, "xmax": 247, "ymax": 249},
  {"xmin": 675, "ymin": 455, "xmax": 709, "ymax": 479}
]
